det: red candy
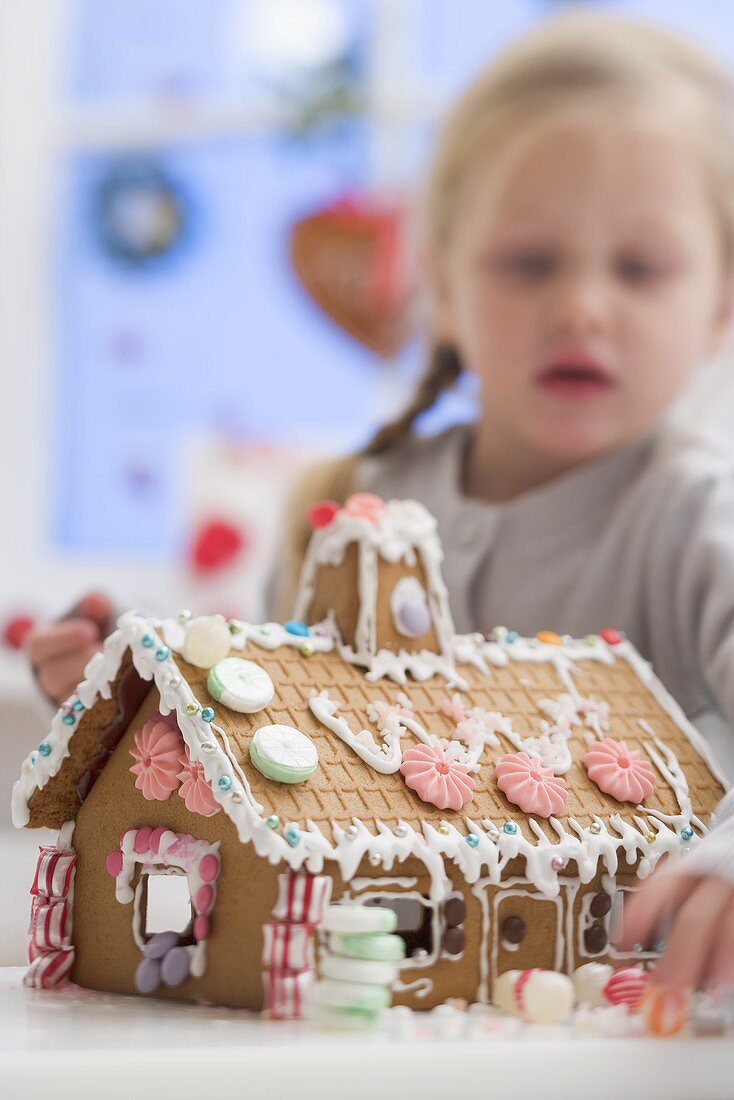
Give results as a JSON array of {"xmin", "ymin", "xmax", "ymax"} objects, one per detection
[
  {"xmin": 193, "ymin": 914, "xmax": 210, "ymax": 941},
  {"xmin": 604, "ymin": 967, "xmax": 650, "ymax": 1012},
  {"xmin": 599, "ymin": 628, "xmax": 623, "ymax": 646},
  {"xmin": 308, "ymin": 500, "xmax": 340, "ymax": 529},
  {"xmin": 199, "ymin": 853, "xmax": 219, "ymax": 883},
  {"xmin": 148, "ymin": 827, "xmax": 167, "ymax": 854},
  {"xmin": 134, "ymin": 827, "xmax": 152, "ymax": 854},
  {"xmin": 190, "ymin": 518, "xmax": 246, "ymax": 575},
  {"xmin": 3, "ymin": 614, "xmax": 35, "ymax": 650},
  {"xmin": 105, "ymin": 851, "xmax": 123, "ymax": 878},
  {"xmin": 196, "ymin": 884, "xmax": 214, "ymax": 913}
]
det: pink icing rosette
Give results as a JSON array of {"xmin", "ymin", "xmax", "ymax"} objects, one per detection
[
  {"xmin": 583, "ymin": 738, "xmax": 656, "ymax": 803},
  {"xmin": 177, "ymin": 748, "xmax": 221, "ymax": 817},
  {"xmin": 343, "ymin": 492, "xmax": 385, "ymax": 524},
  {"xmin": 495, "ymin": 751, "xmax": 568, "ymax": 817},
  {"xmin": 129, "ymin": 714, "xmax": 182, "ymax": 801},
  {"xmin": 400, "ymin": 743, "xmax": 475, "ymax": 811}
]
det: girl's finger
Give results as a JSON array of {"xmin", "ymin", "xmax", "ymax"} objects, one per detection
[
  {"xmin": 702, "ymin": 896, "xmax": 734, "ymax": 991},
  {"xmin": 653, "ymin": 877, "xmax": 734, "ymax": 990},
  {"xmin": 26, "ymin": 619, "xmax": 101, "ymax": 664},
  {"xmin": 38, "ymin": 645, "xmax": 101, "ymax": 703},
  {"xmin": 616, "ymin": 870, "xmax": 696, "ymax": 953}
]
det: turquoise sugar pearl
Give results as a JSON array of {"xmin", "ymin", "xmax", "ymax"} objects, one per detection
[
  {"xmin": 680, "ymin": 826, "xmax": 694, "ymax": 842},
  {"xmin": 265, "ymin": 815, "xmax": 280, "ymax": 830},
  {"xmin": 155, "ymin": 646, "xmax": 169, "ymax": 661},
  {"xmin": 503, "ymin": 821, "xmax": 518, "ymax": 835},
  {"xmin": 506, "ymin": 631, "xmax": 518, "ymax": 644},
  {"xmin": 218, "ymin": 775, "xmax": 232, "ymax": 791},
  {"xmin": 72, "ymin": 700, "xmax": 84, "ymax": 712},
  {"xmin": 38, "ymin": 741, "xmax": 52, "ymax": 757},
  {"xmin": 284, "ymin": 620, "xmax": 309, "ymax": 637},
  {"xmin": 465, "ymin": 834, "xmax": 479, "ymax": 848},
  {"xmin": 62, "ymin": 713, "xmax": 76, "ymax": 726},
  {"xmin": 201, "ymin": 707, "xmax": 215, "ymax": 723},
  {"xmin": 285, "ymin": 826, "xmax": 301, "ymax": 847},
  {"xmin": 141, "ymin": 634, "xmax": 154, "ymax": 648}
]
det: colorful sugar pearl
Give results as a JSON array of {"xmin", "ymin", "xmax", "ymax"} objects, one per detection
[
  {"xmin": 38, "ymin": 740, "xmax": 52, "ymax": 755},
  {"xmin": 640, "ymin": 984, "xmax": 690, "ymax": 1037},
  {"xmin": 284, "ymin": 620, "xmax": 309, "ymax": 637}
]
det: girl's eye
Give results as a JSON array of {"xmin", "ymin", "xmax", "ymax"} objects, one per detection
[
  {"xmin": 496, "ymin": 251, "xmax": 557, "ymax": 279},
  {"xmin": 615, "ymin": 256, "xmax": 661, "ymax": 283}
]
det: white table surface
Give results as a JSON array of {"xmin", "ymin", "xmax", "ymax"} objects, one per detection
[{"xmin": 1, "ymin": 968, "xmax": 733, "ymax": 1100}]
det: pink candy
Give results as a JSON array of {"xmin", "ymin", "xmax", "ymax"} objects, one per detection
[
  {"xmin": 195, "ymin": 885, "xmax": 214, "ymax": 913},
  {"xmin": 400, "ymin": 743, "xmax": 476, "ymax": 811},
  {"xmin": 105, "ymin": 850, "xmax": 123, "ymax": 878},
  {"xmin": 199, "ymin": 854, "xmax": 219, "ymax": 883},
  {"xmin": 584, "ymin": 738, "xmax": 656, "ymax": 804},
  {"xmin": 495, "ymin": 752, "xmax": 568, "ymax": 818},
  {"xmin": 604, "ymin": 967, "xmax": 651, "ymax": 1012}
]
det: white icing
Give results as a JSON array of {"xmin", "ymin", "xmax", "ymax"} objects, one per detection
[
  {"xmin": 392, "ymin": 977, "xmax": 433, "ymax": 999},
  {"xmin": 11, "ymin": 611, "xmax": 721, "ymax": 916}
]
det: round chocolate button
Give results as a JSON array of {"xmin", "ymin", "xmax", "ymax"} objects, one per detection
[
  {"xmin": 444, "ymin": 896, "xmax": 467, "ymax": 928},
  {"xmin": 590, "ymin": 892, "xmax": 612, "ymax": 918},
  {"xmin": 584, "ymin": 925, "xmax": 609, "ymax": 954},
  {"xmin": 501, "ymin": 916, "xmax": 526, "ymax": 944},
  {"xmin": 442, "ymin": 927, "xmax": 466, "ymax": 956}
]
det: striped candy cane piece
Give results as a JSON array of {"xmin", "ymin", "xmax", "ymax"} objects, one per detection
[
  {"xmin": 271, "ymin": 872, "xmax": 332, "ymax": 925},
  {"xmin": 24, "ymin": 947, "xmax": 74, "ymax": 990},
  {"xmin": 31, "ymin": 847, "xmax": 77, "ymax": 899},
  {"xmin": 263, "ymin": 968, "xmax": 315, "ymax": 1020},
  {"xmin": 603, "ymin": 967, "xmax": 651, "ymax": 1012},
  {"xmin": 30, "ymin": 899, "xmax": 69, "ymax": 951},
  {"xmin": 262, "ymin": 922, "xmax": 315, "ymax": 971}
]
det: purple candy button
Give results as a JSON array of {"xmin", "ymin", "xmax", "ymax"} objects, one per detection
[
  {"xmin": 161, "ymin": 946, "xmax": 190, "ymax": 986},
  {"xmin": 143, "ymin": 931, "xmax": 180, "ymax": 960},
  {"xmin": 134, "ymin": 957, "xmax": 161, "ymax": 995},
  {"xmin": 398, "ymin": 600, "xmax": 431, "ymax": 637}
]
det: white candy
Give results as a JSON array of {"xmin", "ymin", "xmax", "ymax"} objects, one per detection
[
  {"xmin": 319, "ymin": 954, "xmax": 399, "ymax": 987},
  {"xmin": 182, "ymin": 616, "xmax": 232, "ymax": 669},
  {"xmin": 493, "ymin": 971, "xmax": 522, "ymax": 1017},
  {"xmin": 573, "ymin": 962, "xmax": 613, "ymax": 1008},
  {"xmin": 521, "ymin": 971, "xmax": 574, "ymax": 1024},
  {"xmin": 208, "ymin": 658, "xmax": 274, "ymax": 714}
]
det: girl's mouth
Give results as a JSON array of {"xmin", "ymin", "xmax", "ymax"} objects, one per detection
[{"xmin": 536, "ymin": 354, "xmax": 616, "ymax": 401}]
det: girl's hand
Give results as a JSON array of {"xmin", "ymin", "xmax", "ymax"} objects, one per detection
[
  {"xmin": 619, "ymin": 870, "xmax": 734, "ymax": 992},
  {"xmin": 26, "ymin": 592, "xmax": 113, "ymax": 706}
]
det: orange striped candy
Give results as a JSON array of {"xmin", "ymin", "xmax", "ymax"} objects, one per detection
[{"xmin": 640, "ymin": 984, "xmax": 690, "ymax": 1037}]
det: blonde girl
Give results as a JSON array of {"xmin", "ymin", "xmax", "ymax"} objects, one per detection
[{"xmin": 30, "ymin": 12, "xmax": 734, "ymax": 994}]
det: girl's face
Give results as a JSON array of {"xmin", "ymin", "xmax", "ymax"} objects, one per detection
[{"xmin": 436, "ymin": 117, "xmax": 734, "ymax": 461}]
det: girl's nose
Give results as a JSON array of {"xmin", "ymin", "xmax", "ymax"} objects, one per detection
[{"xmin": 548, "ymin": 270, "xmax": 611, "ymax": 341}]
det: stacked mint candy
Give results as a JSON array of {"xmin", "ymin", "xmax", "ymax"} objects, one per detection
[{"xmin": 310, "ymin": 904, "xmax": 406, "ymax": 1029}]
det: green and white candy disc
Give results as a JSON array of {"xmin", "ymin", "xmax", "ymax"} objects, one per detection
[
  {"xmin": 249, "ymin": 724, "xmax": 318, "ymax": 784},
  {"xmin": 207, "ymin": 657, "xmax": 274, "ymax": 714}
]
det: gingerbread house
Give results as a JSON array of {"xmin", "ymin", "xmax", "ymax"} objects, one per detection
[{"xmin": 12, "ymin": 494, "xmax": 727, "ymax": 1015}]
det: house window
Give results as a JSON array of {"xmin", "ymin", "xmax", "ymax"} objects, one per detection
[
  {"xmin": 364, "ymin": 894, "xmax": 434, "ymax": 959},
  {"xmin": 142, "ymin": 870, "xmax": 193, "ymax": 937}
]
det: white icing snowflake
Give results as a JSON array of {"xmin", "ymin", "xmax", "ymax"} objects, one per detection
[
  {"xmin": 366, "ymin": 694, "xmax": 413, "ymax": 735},
  {"xmin": 440, "ymin": 694, "xmax": 467, "ymax": 725},
  {"xmin": 538, "ymin": 693, "xmax": 578, "ymax": 730},
  {"xmin": 578, "ymin": 696, "xmax": 611, "ymax": 735}
]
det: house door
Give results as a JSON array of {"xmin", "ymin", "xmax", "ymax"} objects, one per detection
[{"xmin": 491, "ymin": 885, "xmax": 563, "ymax": 985}]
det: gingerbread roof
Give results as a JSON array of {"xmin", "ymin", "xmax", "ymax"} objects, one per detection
[{"xmin": 13, "ymin": 608, "xmax": 726, "ymax": 903}]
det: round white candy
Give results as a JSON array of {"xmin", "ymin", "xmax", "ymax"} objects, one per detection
[
  {"xmin": 522, "ymin": 971, "xmax": 574, "ymax": 1024},
  {"xmin": 250, "ymin": 724, "xmax": 318, "ymax": 783},
  {"xmin": 208, "ymin": 657, "xmax": 274, "ymax": 714},
  {"xmin": 493, "ymin": 970, "xmax": 522, "ymax": 1017},
  {"xmin": 182, "ymin": 616, "xmax": 232, "ymax": 669},
  {"xmin": 319, "ymin": 954, "xmax": 399, "ymax": 987},
  {"xmin": 573, "ymin": 962, "xmax": 613, "ymax": 1008}
]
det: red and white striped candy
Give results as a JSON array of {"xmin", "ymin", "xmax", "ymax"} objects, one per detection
[
  {"xmin": 603, "ymin": 967, "xmax": 650, "ymax": 1012},
  {"xmin": 24, "ymin": 947, "xmax": 74, "ymax": 990},
  {"xmin": 271, "ymin": 872, "xmax": 332, "ymax": 925},
  {"xmin": 262, "ymin": 968, "xmax": 315, "ymax": 1020},
  {"xmin": 262, "ymin": 922, "xmax": 315, "ymax": 972},
  {"xmin": 31, "ymin": 847, "xmax": 76, "ymax": 899},
  {"xmin": 30, "ymin": 899, "xmax": 69, "ymax": 951}
]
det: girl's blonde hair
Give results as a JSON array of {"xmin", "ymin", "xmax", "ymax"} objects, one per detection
[{"xmin": 273, "ymin": 11, "xmax": 734, "ymax": 615}]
